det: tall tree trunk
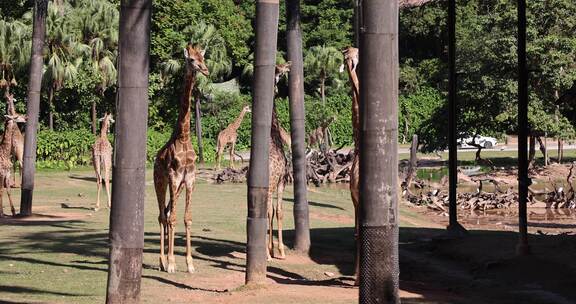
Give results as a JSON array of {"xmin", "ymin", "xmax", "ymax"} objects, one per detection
[
  {"xmin": 359, "ymin": 0, "xmax": 399, "ymax": 302},
  {"xmin": 91, "ymin": 98, "xmax": 97, "ymax": 135},
  {"xmin": 286, "ymin": 0, "xmax": 310, "ymax": 254},
  {"xmin": 447, "ymin": 0, "xmax": 466, "ymax": 235},
  {"xmin": 246, "ymin": 0, "xmax": 279, "ymax": 285},
  {"xmin": 20, "ymin": 0, "xmax": 48, "ymax": 217},
  {"xmin": 517, "ymin": 0, "xmax": 530, "ymax": 255},
  {"xmin": 319, "ymin": 74, "xmax": 330, "ymax": 150},
  {"xmin": 560, "ymin": 139, "xmax": 564, "ymax": 163},
  {"xmin": 194, "ymin": 95, "xmax": 204, "ymax": 164},
  {"xmin": 48, "ymin": 87, "xmax": 54, "ymax": 130},
  {"xmin": 105, "ymin": 0, "xmax": 151, "ymax": 302}
]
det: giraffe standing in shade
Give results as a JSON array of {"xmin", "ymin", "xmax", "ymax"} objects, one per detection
[
  {"xmin": 215, "ymin": 105, "xmax": 251, "ymax": 169},
  {"xmin": 91, "ymin": 113, "xmax": 114, "ymax": 211},
  {"xmin": 4, "ymin": 93, "xmax": 24, "ymax": 187},
  {"xmin": 0, "ymin": 114, "xmax": 26, "ymax": 217},
  {"xmin": 266, "ymin": 62, "xmax": 291, "ymax": 260},
  {"xmin": 154, "ymin": 43, "xmax": 209, "ymax": 273},
  {"xmin": 341, "ymin": 46, "xmax": 361, "ymax": 284}
]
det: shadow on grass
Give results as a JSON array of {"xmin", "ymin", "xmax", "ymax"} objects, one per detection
[
  {"xmin": 68, "ymin": 174, "xmax": 98, "ymax": 183},
  {"xmin": 284, "ymin": 198, "xmax": 346, "ymax": 211},
  {"xmin": 0, "ymin": 286, "xmax": 88, "ymax": 297}
]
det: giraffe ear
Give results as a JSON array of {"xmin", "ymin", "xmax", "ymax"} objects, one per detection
[
  {"xmin": 184, "ymin": 48, "xmax": 190, "ymax": 59},
  {"xmin": 339, "ymin": 64, "xmax": 345, "ymax": 73},
  {"xmin": 200, "ymin": 48, "xmax": 206, "ymax": 57}
]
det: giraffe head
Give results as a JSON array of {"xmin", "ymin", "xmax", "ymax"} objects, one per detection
[
  {"xmin": 275, "ymin": 61, "xmax": 292, "ymax": 85},
  {"xmin": 340, "ymin": 47, "xmax": 359, "ymax": 73},
  {"xmin": 99, "ymin": 113, "xmax": 115, "ymax": 130},
  {"xmin": 242, "ymin": 105, "xmax": 252, "ymax": 114},
  {"xmin": 184, "ymin": 43, "xmax": 209, "ymax": 77},
  {"xmin": 4, "ymin": 92, "xmax": 16, "ymax": 116},
  {"xmin": 4, "ymin": 114, "xmax": 26, "ymax": 124}
]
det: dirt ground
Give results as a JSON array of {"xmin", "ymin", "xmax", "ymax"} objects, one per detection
[{"xmin": 1, "ymin": 168, "xmax": 576, "ymax": 304}]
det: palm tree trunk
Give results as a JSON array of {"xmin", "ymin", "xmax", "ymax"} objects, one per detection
[
  {"xmin": 48, "ymin": 87, "xmax": 54, "ymax": 130},
  {"xmin": 246, "ymin": 0, "xmax": 279, "ymax": 285},
  {"xmin": 286, "ymin": 0, "xmax": 310, "ymax": 254},
  {"xmin": 320, "ymin": 74, "xmax": 330, "ymax": 149},
  {"xmin": 359, "ymin": 0, "xmax": 399, "ymax": 301},
  {"xmin": 194, "ymin": 95, "xmax": 204, "ymax": 164},
  {"xmin": 20, "ymin": 0, "xmax": 48, "ymax": 217},
  {"xmin": 105, "ymin": 0, "xmax": 151, "ymax": 302}
]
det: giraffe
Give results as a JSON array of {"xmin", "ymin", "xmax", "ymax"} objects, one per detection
[
  {"xmin": 279, "ymin": 126, "xmax": 291, "ymax": 148},
  {"xmin": 307, "ymin": 116, "xmax": 335, "ymax": 149},
  {"xmin": 341, "ymin": 46, "xmax": 361, "ymax": 284},
  {"xmin": 91, "ymin": 113, "xmax": 114, "ymax": 211},
  {"xmin": 267, "ymin": 62, "xmax": 291, "ymax": 260},
  {"xmin": 154, "ymin": 43, "xmax": 209, "ymax": 273},
  {"xmin": 0, "ymin": 114, "xmax": 26, "ymax": 217},
  {"xmin": 215, "ymin": 105, "xmax": 251, "ymax": 169},
  {"xmin": 4, "ymin": 92, "xmax": 24, "ymax": 187}
]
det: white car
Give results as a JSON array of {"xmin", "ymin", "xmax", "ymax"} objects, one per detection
[{"xmin": 457, "ymin": 135, "xmax": 497, "ymax": 149}]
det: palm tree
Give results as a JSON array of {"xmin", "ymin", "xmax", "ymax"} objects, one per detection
[
  {"xmin": 285, "ymin": 0, "xmax": 310, "ymax": 253},
  {"xmin": 74, "ymin": 0, "xmax": 119, "ymax": 134},
  {"xmin": 304, "ymin": 45, "xmax": 341, "ymax": 106},
  {"xmin": 20, "ymin": 0, "xmax": 48, "ymax": 216},
  {"xmin": 246, "ymin": 0, "xmax": 280, "ymax": 285},
  {"xmin": 43, "ymin": 2, "xmax": 89, "ymax": 130},
  {"xmin": 304, "ymin": 45, "xmax": 341, "ymax": 150},
  {"xmin": 105, "ymin": 0, "xmax": 151, "ymax": 301},
  {"xmin": 0, "ymin": 20, "xmax": 31, "ymax": 94}
]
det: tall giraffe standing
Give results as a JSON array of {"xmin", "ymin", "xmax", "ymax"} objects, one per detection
[
  {"xmin": 341, "ymin": 47, "xmax": 361, "ymax": 284},
  {"xmin": 0, "ymin": 114, "xmax": 26, "ymax": 217},
  {"xmin": 267, "ymin": 62, "xmax": 291, "ymax": 260},
  {"xmin": 4, "ymin": 93, "xmax": 24, "ymax": 187},
  {"xmin": 154, "ymin": 43, "xmax": 209, "ymax": 273},
  {"xmin": 215, "ymin": 105, "xmax": 251, "ymax": 169},
  {"xmin": 91, "ymin": 113, "xmax": 114, "ymax": 211}
]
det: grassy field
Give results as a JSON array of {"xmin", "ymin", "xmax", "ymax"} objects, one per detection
[{"xmin": 1, "ymin": 168, "xmax": 576, "ymax": 304}]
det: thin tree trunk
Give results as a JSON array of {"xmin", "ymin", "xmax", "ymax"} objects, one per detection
[
  {"xmin": 48, "ymin": 87, "xmax": 54, "ymax": 130},
  {"xmin": 528, "ymin": 135, "xmax": 536, "ymax": 168},
  {"xmin": 359, "ymin": 0, "xmax": 399, "ymax": 301},
  {"xmin": 558, "ymin": 139, "xmax": 563, "ymax": 164},
  {"xmin": 91, "ymin": 98, "xmax": 97, "ymax": 135},
  {"xmin": 286, "ymin": 0, "xmax": 310, "ymax": 254},
  {"xmin": 194, "ymin": 95, "xmax": 204, "ymax": 164},
  {"xmin": 105, "ymin": 0, "xmax": 151, "ymax": 302},
  {"xmin": 20, "ymin": 0, "xmax": 48, "ymax": 217},
  {"xmin": 246, "ymin": 0, "xmax": 279, "ymax": 285},
  {"xmin": 320, "ymin": 75, "xmax": 330, "ymax": 150},
  {"xmin": 537, "ymin": 136, "xmax": 547, "ymax": 166}
]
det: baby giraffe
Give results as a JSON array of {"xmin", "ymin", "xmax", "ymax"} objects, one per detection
[
  {"xmin": 0, "ymin": 114, "xmax": 26, "ymax": 217},
  {"xmin": 92, "ymin": 113, "xmax": 114, "ymax": 211}
]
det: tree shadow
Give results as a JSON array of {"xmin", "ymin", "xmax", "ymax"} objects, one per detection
[
  {"xmin": 142, "ymin": 275, "xmax": 230, "ymax": 293},
  {"xmin": 68, "ymin": 174, "xmax": 97, "ymax": 183},
  {"xmin": 0, "ymin": 286, "xmax": 88, "ymax": 297},
  {"xmin": 283, "ymin": 198, "xmax": 345, "ymax": 210}
]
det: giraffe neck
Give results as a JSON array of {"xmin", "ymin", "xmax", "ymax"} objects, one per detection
[
  {"xmin": 270, "ymin": 108, "xmax": 283, "ymax": 149},
  {"xmin": 229, "ymin": 109, "xmax": 247, "ymax": 132},
  {"xmin": 100, "ymin": 121, "xmax": 109, "ymax": 139},
  {"xmin": 1, "ymin": 121, "xmax": 15, "ymax": 155},
  {"xmin": 175, "ymin": 72, "xmax": 196, "ymax": 140},
  {"xmin": 346, "ymin": 60, "xmax": 360, "ymax": 150}
]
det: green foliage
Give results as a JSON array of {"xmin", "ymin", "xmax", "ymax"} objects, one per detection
[
  {"xmin": 36, "ymin": 129, "xmax": 95, "ymax": 169},
  {"xmin": 399, "ymin": 87, "xmax": 444, "ymax": 144}
]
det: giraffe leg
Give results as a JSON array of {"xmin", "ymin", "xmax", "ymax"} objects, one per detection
[
  {"xmin": 216, "ymin": 142, "xmax": 224, "ymax": 170},
  {"xmin": 94, "ymin": 156, "xmax": 102, "ymax": 211},
  {"xmin": 104, "ymin": 157, "xmax": 112, "ymax": 208},
  {"xmin": 184, "ymin": 174, "xmax": 195, "ymax": 273},
  {"xmin": 6, "ymin": 186, "xmax": 15, "ymax": 216},
  {"xmin": 154, "ymin": 171, "xmax": 168, "ymax": 271},
  {"xmin": 229, "ymin": 142, "xmax": 236, "ymax": 169},
  {"xmin": 0, "ymin": 186, "xmax": 4, "ymax": 217},
  {"xmin": 167, "ymin": 173, "xmax": 184, "ymax": 273},
  {"xmin": 275, "ymin": 181, "xmax": 286, "ymax": 259},
  {"xmin": 267, "ymin": 191, "xmax": 273, "ymax": 261}
]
